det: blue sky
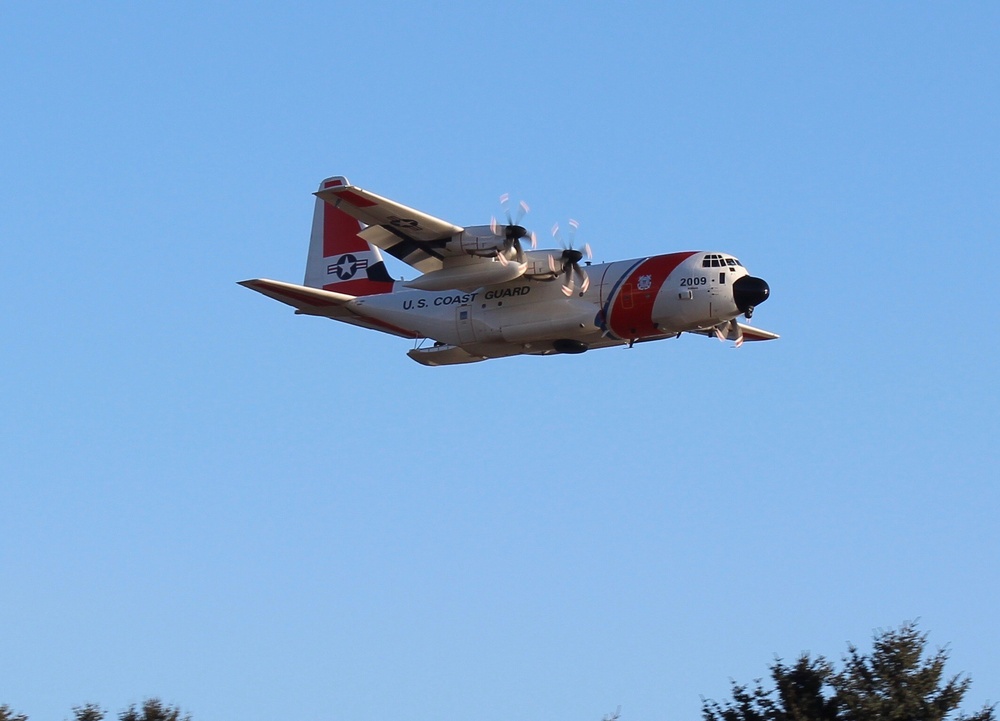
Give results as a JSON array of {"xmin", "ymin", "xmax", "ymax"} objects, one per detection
[{"xmin": 2, "ymin": 3, "xmax": 998, "ymax": 720}]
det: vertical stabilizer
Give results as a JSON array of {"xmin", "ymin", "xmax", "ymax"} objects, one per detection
[{"xmin": 304, "ymin": 176, "xmax": 395, "ymax": 296}]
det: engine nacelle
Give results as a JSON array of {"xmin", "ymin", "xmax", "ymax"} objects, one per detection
[
  {"xmin": 520, "ymin": 249, "xmax": 561, "ymax": 280},
  {"xmin": 452, "ymin": 225, "xmax": 506, "ymax": 258},
  {"xmin": 404, "ymin": 258, "xmax": 526, "ymax": 291}
]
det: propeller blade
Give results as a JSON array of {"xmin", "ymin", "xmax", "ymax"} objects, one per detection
[
  {"xmin": 516, "ymin": 200, "xmax": 530, "ymax": 225},
  {"xmin": 500, "ymin": 195, "xmax": 529, "ymax": 225},
  {"xmin": 500, "ymin": 193, "xmax": 514, "ymax": 225},
  {"xmin": 712, "ymin": 320, "xmax": 745, "ymax": 346},
  {"xmin": 493, "ymin": 194, "xmax": 536, "ymax": 265},
  {"xmin": 529, "ymin": 231, "xmax": 537, "ymax": 249},
  {"xmin": 561, "ymin": 267, "xmax": 574, "ymax": 296},
  {"xmin": 567, "ymin": 218, "xmax": 580, "ymax": 246}
]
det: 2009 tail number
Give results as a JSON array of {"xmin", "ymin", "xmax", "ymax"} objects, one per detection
[{"xmin": 680, "ymin": 277, "xmax": 707, "ymax": 287}]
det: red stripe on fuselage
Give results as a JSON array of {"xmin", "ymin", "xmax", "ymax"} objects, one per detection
[{"xmin": 606, "ymin": 252, "xmax": 697, "ymax": 339}]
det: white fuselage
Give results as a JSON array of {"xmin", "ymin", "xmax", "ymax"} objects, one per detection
[{"xmin": 345, "ymin": 250, "xmax": 757, "ymax": 362}]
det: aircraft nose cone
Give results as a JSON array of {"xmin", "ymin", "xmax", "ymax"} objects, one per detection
[{"xmin": 733, "ymin": 275, "xmax": 770, "ymax": 314}]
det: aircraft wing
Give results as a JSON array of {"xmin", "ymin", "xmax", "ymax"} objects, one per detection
[
  {"xmin": 689, "ymin": 321, "xmax": 780, "ymax": 343},
  {"xmin": 315, "ymin": 177, "xmax": 463, "ymax": 273},
  {"xmin": 736, "ymin": 323, "xmax": 780, "ymax": 341}
]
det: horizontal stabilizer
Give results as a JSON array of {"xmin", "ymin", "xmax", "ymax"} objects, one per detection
[
  {"xmin": 238, "ymin": 278, "xmax": 355, "ymax": 314},
  {"xmin": 239, "ymin": 278, "xmax": 419, "ymax": 339}
]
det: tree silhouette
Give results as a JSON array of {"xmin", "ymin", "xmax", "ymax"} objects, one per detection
[
  {"xmin": 0, "ymin": 705, "xmax": 28, "ymax": 721},
  {"xmin": 117, "ymin": 699, "xmax": 190, "ymax": 721},
  {"xmin": 703, "ymin": 622, "xmax": 994, "ymax": 721},
  {"xmin": 72, "ymin": 703, "xmax": 105, "ymax": 721}
]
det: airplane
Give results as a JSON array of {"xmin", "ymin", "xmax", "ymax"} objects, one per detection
[{"xmin": 240, "ymin": 176, "xmax": 777, "ymax": 366}]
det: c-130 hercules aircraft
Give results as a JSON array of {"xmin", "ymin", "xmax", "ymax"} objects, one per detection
[{"xmin": 241, "ymin": 176, "xmax": 777, "ymax": 365}]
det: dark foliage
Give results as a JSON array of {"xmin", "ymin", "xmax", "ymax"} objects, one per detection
[
  {"xmin": 0, "ymin": 705, "xmax": 28, "ymax": 721},
  {"xmin": 0, "ymin": 699, "xmax": 190, "ymax": 721},
  {"xmin": 71, "ymin": 703, "xmax": 105, "ymax": 721},
  {"xmin": 703, "ymin": 623, "xmax": 994, "ymax": 721},
  {"xmin": 117, "ymin": 699, "xmax": 190, "ymax": 721}
]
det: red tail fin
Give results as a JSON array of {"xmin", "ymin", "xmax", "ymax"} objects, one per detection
[{"xmin": 303, "ymin": 176, "xmax": 395, "ymax": 296}]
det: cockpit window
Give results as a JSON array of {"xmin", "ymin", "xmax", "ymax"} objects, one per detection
[{"xmin": 703, "ymin": 253, "xmax": 742, "ymax": 268}]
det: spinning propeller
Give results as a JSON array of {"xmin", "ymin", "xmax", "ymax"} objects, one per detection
[
  {"xmin": 491, "ymin": 193, "xmax": 536, "ymax": 265},
  {"xmin": 551, "ymin": 219, "xmax": 591, "ymax": 296},
  {"xmin": 713, "ymin": 319, "xmax": 745, "ymax": 348}
]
